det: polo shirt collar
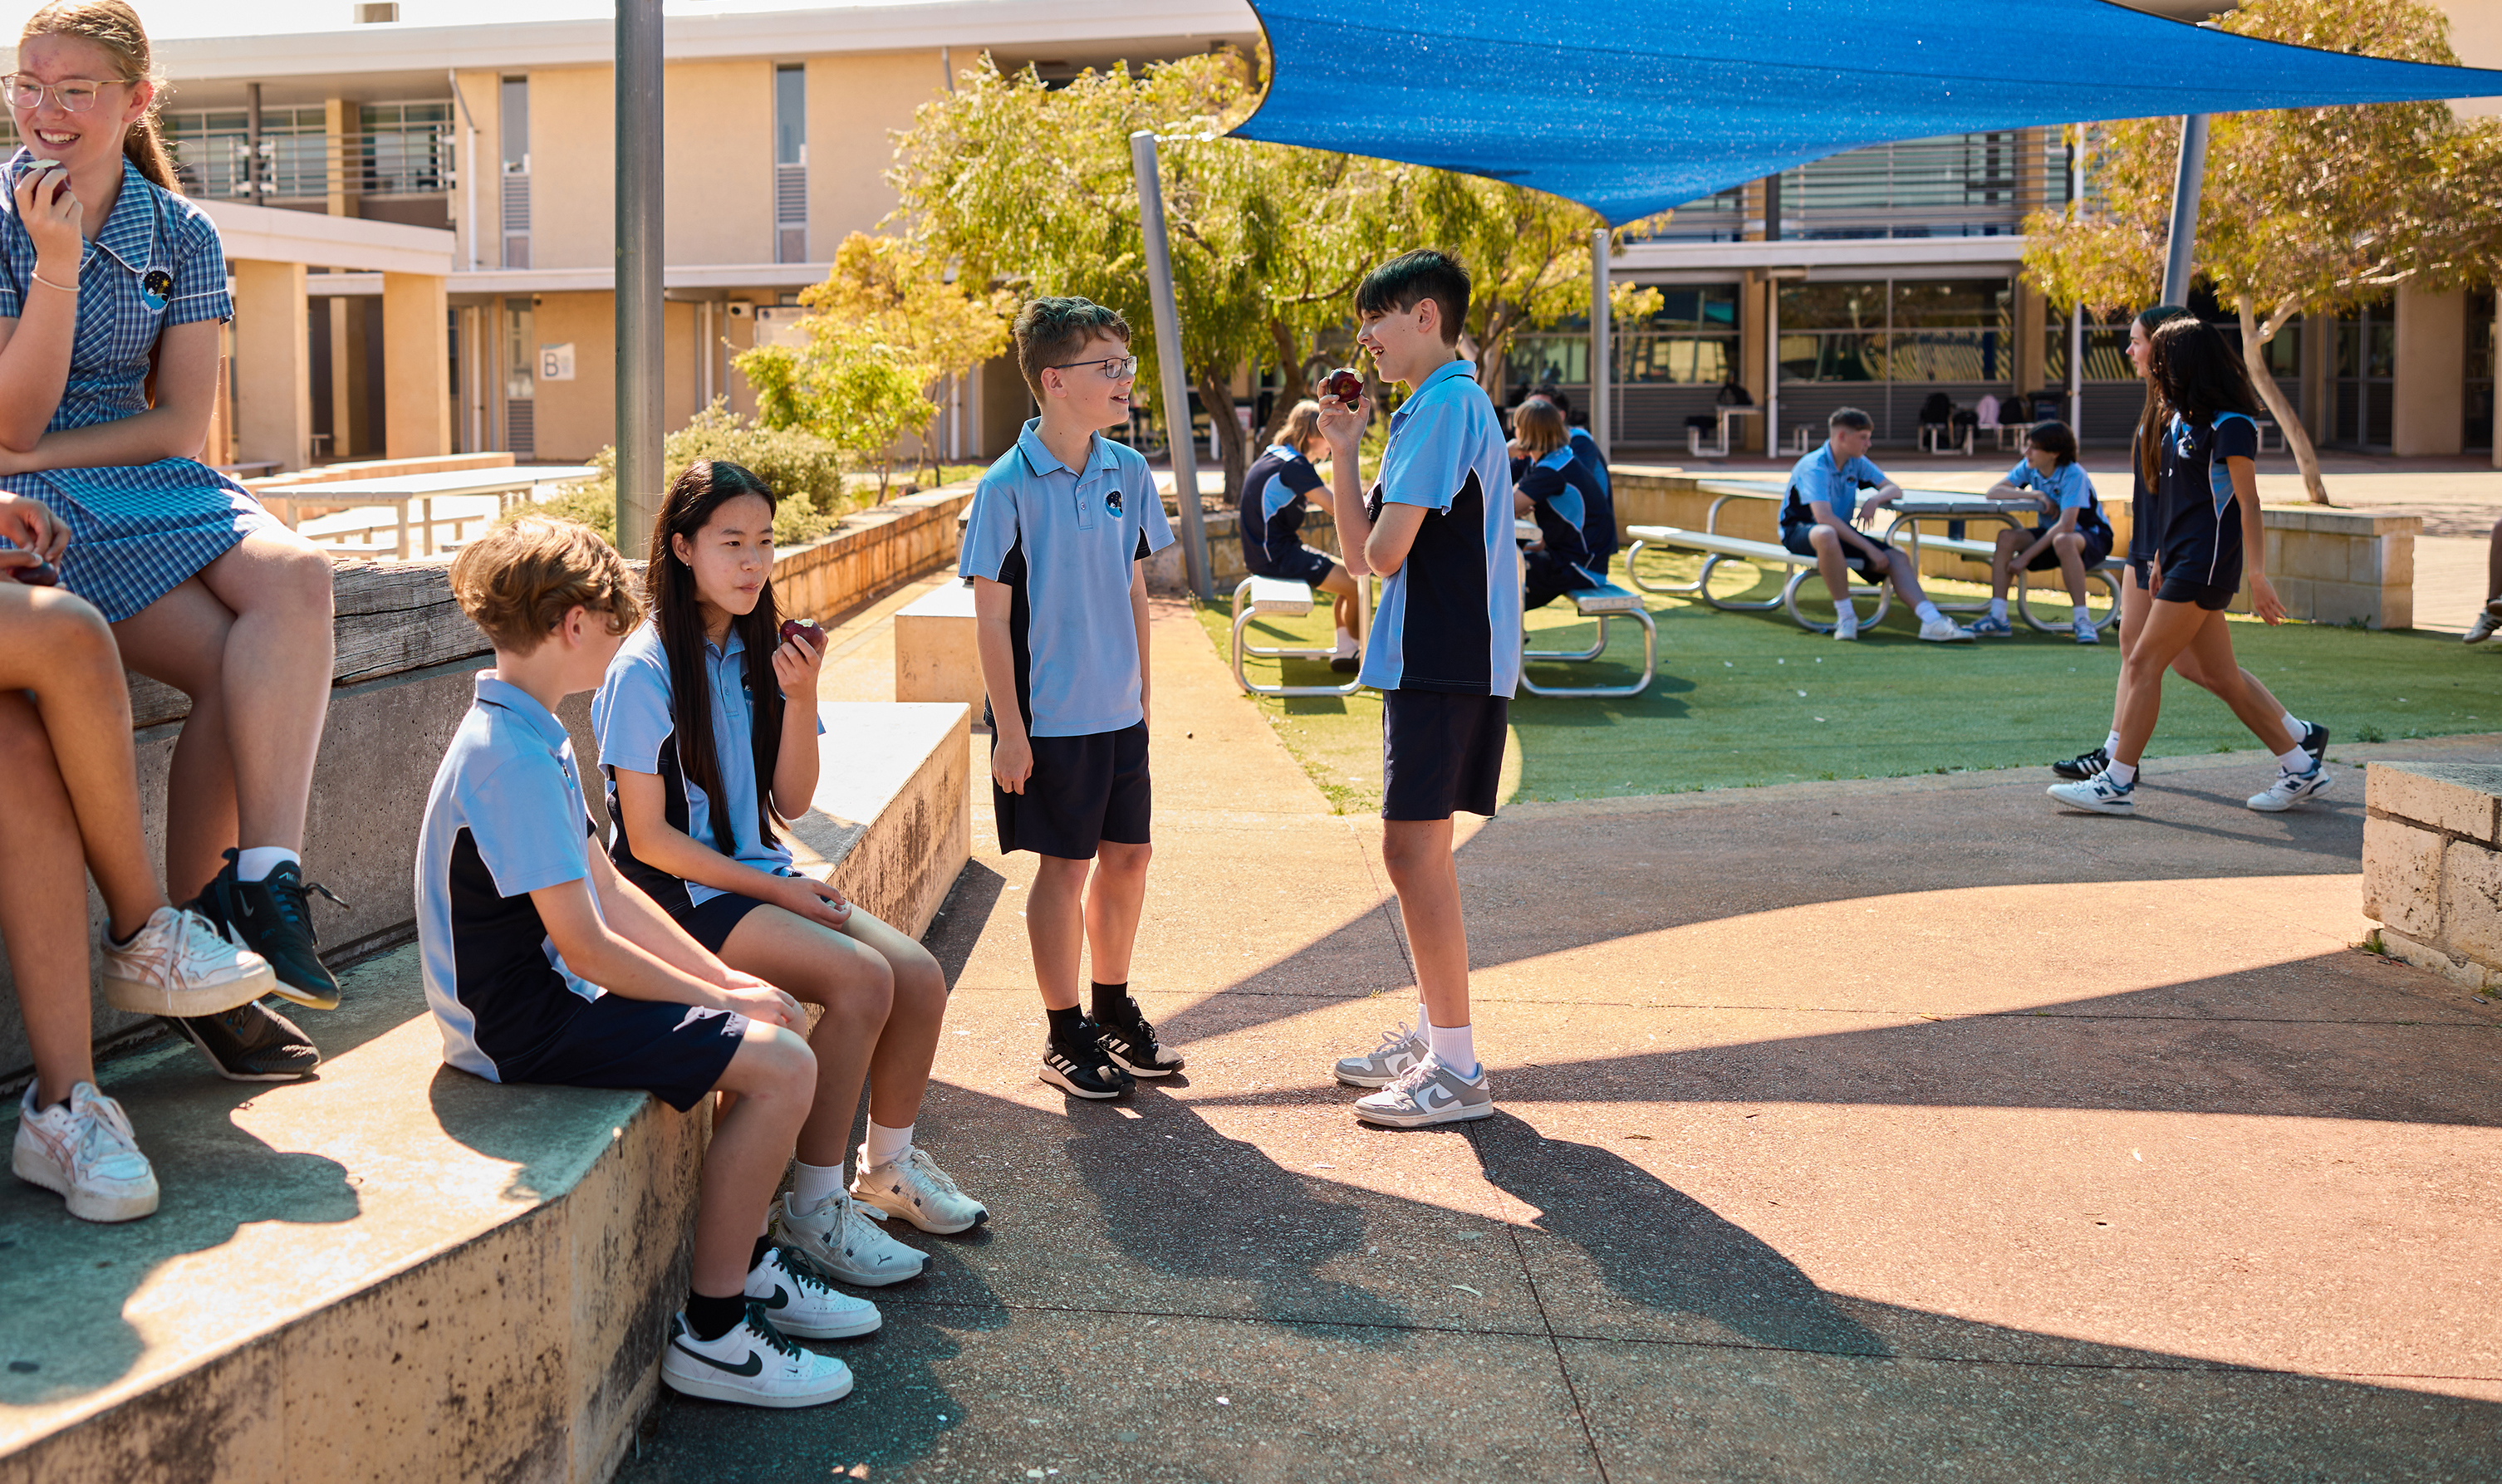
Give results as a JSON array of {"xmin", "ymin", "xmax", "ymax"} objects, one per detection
[
  {"xmin": 89, "ymin": 156, "xmax": 158, "ymax": 277},
  {"xmin": 1414, "ymin": 358, "xmax": 1476, "ymax": 397},
  {"xmin": 473, "ymin": 673, "xmax": 572, "ymax": 752},
  {"xmin": 705, "ymin": 625, "xmax": 748, "ymax": 660},
  {"xmin": 1535, "ymin": 446, "xmax": 1575, "ymax": 470},
  {"xmin": 1015, "ymin": 418, "xmax": 1119, "ymax": 480}
]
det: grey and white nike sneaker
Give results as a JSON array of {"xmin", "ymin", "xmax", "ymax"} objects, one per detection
[
  {"xmin": 770, "ymin": 1189, "xmax": 925, "ymax": 1287},
  {"xmin": 744, "ymin": 1244, "xmax": 881, "ymax": 1339},
  {"xmin": 1352, "ymin": 1053, "xmax": 1494, "ymax": 1129},
  {"xmin": 2247, "ymin": 762, "xmax": 2336, "ymax": 813},
  {"xmin": 852, "ymin": 1144, "xmax": 987, "ymax": 1234},
  {"xmin": 1333, "ymin": 1016, "xmax": 1427, "ymax": 1089},
  {"xmin": 660, "ymin": 1306, "xmax": 853, "ymax": 1408}
]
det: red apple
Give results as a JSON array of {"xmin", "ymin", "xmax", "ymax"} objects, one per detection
[
  {"xmin": 779, "ymin": 618, "xmax": 822, "ymax": 647},
  {"xmin": 1319, "ymin": 367, "xmax": 1365, "ymax": 406},
  {"xmin": 9, "ymin": 559, "xmax": 56, "ymax": 587}
]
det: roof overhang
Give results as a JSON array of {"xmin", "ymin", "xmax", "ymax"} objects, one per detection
[{"xmin": 200, "ymin": 199, "xmax": 458, "ymax": 274}]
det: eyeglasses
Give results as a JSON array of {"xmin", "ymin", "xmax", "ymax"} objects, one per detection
[
  {"xmin": 3, "ymin": 76, "xmax": 115, "ymax": 114},
  {"xmin": 1046, "ymin": 354, "xmax": 1138, "ymax": 381}
]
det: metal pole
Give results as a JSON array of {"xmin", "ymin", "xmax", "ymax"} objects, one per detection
[
  {"xmin": 2069, "ymin": 128, "xmax": 2085, "ymax": 434},
  {"xmin": 244, "ymin": 82, "xmax": 261, "ymax": 199},
  {"xmin": 1130, "ymin": 130, "xmax": 1210, "ymax": 600},
  {"xmin": 616, "ymin": 0, "xmax": 664, "ymax": 556},
  {"xmin": 1764, "ymin": 277, "xmax": 1779, "ymax": 457},
  {"xmin": 2161, "ymin": 114, "xmax": 2209, "ymax": 308},
  {"xmin": 1588, "ymin": 226, "xmax": 1611, "ymax": 458}
]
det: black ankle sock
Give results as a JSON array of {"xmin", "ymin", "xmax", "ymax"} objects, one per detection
[
  {"xmin": 1089, "ymin": 981, "xmax": 1131, "ymax": 1021},
  {"xmin": 750, "ymin": 1234, "xmax": 776, "ymax": 1272},
  {"xmin": 1046, "ymin": 1004, "xmax": 1087, "ymax": 1041},
  {"xmin": 685, "ymin": 1289, "xmax": 747, "ymax": 1342}
]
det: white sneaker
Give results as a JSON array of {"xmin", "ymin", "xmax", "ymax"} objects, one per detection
[
  {"xmin": 746, "ymin": 1244, "xmax": 882, "ymax": 1339},
  {"xmin": 2465, "ymin": 605, "xmax": 2500, "ymax": 644},
  {"xmin": 1832, "ymin": 614, "xmax": 1859, "ymax": 642},
  {"xmin": 852, "ymin": 1144, "xmax": 987, "ymax": 1234},
  {"xmin": 1333, "ymin": 1017, "xmax": 1427, "ymax": 1088},
  {"xmin": 1352, "ymin": 1053, "xmax": 1494, "ymax": 1129},
  {"xmin": 771, "ymin": 1189, "xmax": 926, "ymax": 1287},
  {"xmin": 100, "ymin": 905, "xmax": 276, "ymax": 1016},
  {"xmin": 2073, "ymin": 617, "xmax": 2101, "ymax": 645},
  {"xmin": 661, "ymin": 1309, "xmax": 853, "ymax": 1408},
  {"xmin": 12, "ymin": 1080, "xmax": 158, "ymax": 1222},
  {"xmin": 1918, "ymin": 616, "xmax": 1975, "ymax": 643},
  {"xmin": 2047, "ymin": 771, "xmax": 2137, "ymax": 815},
  {"xmin": 2247, "ymin": 762, "xmax": 2336, "ymax": 813}
]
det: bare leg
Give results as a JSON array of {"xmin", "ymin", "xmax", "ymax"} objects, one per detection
[
  {"xmin": 1026, "ymin": 853, "xmax": 1091, "ymax": 1011},
  {"xmin": 691, "ymin": 1022, "xmax": 817, "ymax": 1297},
  {"xmin": 2053, "ymin": 532, "xmax": 2091, "ymax": 608},
  {"xmin": 110, "ymin": 579, "xmax": 243, "ymax": 899},
  {"xmin": 2176, "ymin": 609, "xmax": 2295, "ymax": 753},
  {"xmin": 717, "ymin": 905, "xmax": 894, "ymax": 1170},
  {"xmin": 838, "ymin": 910, "xmax": 949, "ymax": 1131},
  {"xmin": 194, "ymin": 529, "xmax": 336, "ymax": 853},
  {"xmin": 2488, "ymin": 515, "xmax": 2502, "ymax": 603},
  {"xmin": 1084, "ymin": 840, "xmax": 1152, "ymax": 986},
  {"xmin": 1805, "ymin": 524, "xmax": 1854, "ymax": 613},
  {"xmin": 1319, "ymin": 564, "xmax": 1362, "ymax": 639},
  {"xmin": 0, "ymin": 694, "xmax": 99, "ymax": 1107},
  {"xmin": 1876, "ymin": 546, "xmax": 1934, "ymax": 609},
  {"xmin": 1381, "ymin": 817, "xmax": 1469, "ymax": 1032},
  {"xmin": 1990, "ymin": 528, "xmax": 2024, "ymax": 602}
]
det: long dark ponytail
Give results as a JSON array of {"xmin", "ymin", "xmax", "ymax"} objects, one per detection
[
  {"xmin": 2147, "ymin": 317, "xmax": 2262, "ymax": 433},
  {"xmin": 2132, "ymin": 304, "xmax": 2195, "ymax": 493},
  {"xmin": 645, "ymin": 459, "xmax": 784, "ymax": 854}
]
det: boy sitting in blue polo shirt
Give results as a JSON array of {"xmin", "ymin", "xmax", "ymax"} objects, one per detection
[
  {"xmin": 1239, "ymin": 398, "xmax": 1362, "ymax": 671},
  {"xmin": 1971, "ymin": 419, "xmax": 2112, "ymax": 644},
  {"xmin": 1317, "ymin": 248, "xmax": 1513, "ymax": 1129},
  {"xmin": 1509, "ymin": 398, "xmax": 1605, "ymax": 610},
  {"xmin": 1782, "ymin": 407, "xmax": 1973, "ymax": 643},
  {"xmin": 963, "ymin": 296, "xmax": 1182, "ymax": 1103},
  {"xmin": 423, "ymin": 518, "xmax": 861, "ymax": 1410}
]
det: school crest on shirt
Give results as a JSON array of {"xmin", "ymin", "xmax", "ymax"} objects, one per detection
[
  {"xmin": 1104, "ymin": 488, "xmax": 1123, "ymax": 517},
  {"xmin": 140, "ymin": 268, "xmax": 174, "ymax": 311}
]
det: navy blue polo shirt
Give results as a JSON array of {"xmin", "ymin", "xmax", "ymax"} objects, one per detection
[
  {"xmin": 960, "ymin": 419, "xmax": 1175, "ymax": 737},
  {"xmin": 1239, "ymin": 443, "xmax": 1326, "ymax": 566},
  {"xmin": 1565, "ymin": 426, "xmax": 1616, "ymax": 557},
  {"xmin": 416, "ymin": 674, "xmax": 606, "ymax": 1084},
  {"xmin": 1515, "ymin": 447, "xmax": 1596, "ymax": 568},
  {"xmin": 1359, "ymin": 359, "xmax": 1521, "ymax": 696}
]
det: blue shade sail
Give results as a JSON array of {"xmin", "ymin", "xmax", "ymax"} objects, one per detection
[{"xmin": 1231, "ymin": 0, "xmax": 2502, "ymax": 224}]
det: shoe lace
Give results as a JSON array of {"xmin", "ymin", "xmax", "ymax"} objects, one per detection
[
  {"xmin": 768, "ymin": 1245, "xmax": 844, "ymax": 1300},
  {"xmin": 72, "ymin": 1090, "xmax": 140, "ymax": 1171},
  {"xmin": 900, "ymin": 1146, "xmax": 968, "ymax": 1199},
  {"xmin": 1369, "ymin": 1019, "xmax": 1418, "ymax": 1056},
  {"xmin": 836, "ymin": 1191, "xmax": 893, "ymax": 1254},
  {"xmin": 740, "ymin": 1300, "xmax": 806, "ymax": 1359},
  {"xmin": 264, "ymin": 871, "xmax": 351, "ymax": 942},
  {"xmin": 1382, "ymin": 1055, "xmax": 1439, "ymax": 1096},
  {"xmin": 174, "ymin": 908, "xmax": 243, "ymax": 972}
]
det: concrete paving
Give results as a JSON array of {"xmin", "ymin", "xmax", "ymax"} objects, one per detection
[{"xmin": 618, "ymin": 598, "xmax": 2502, "ymax": 1483}]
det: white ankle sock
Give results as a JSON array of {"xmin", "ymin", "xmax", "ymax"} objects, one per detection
[
  {"xmin": 1914, "ymin": 600, "xmax": 1943, "ymax": 624},
  {"xmin": 792, "ymin": 1160, "xmax": 846, "ymax": 1211},
  {"xmin": 2073, "ymin": 605, "xmax": 2092, "ymax": 625},
  {"xmin": 1987, "ymin": 598, "xmax": 2008, "ymax": 621},
  {"xmin": 2281, "ymin": 712, "xmax": 2306, "ymax": 738},
  {"xmin": 235, "ymin": 847, "xmax": 300, "ymax": 884},
  {"xmin": 1425, "ymin": 1020, "xmax": 1478, "ymax": 1077},
  {"xmin": 1415, "ymin": 1003, "xmax": 1430, "ymax": 1041},
  {"xmin": 2105, "ymin": 760, "xmax": 2138, "ymax": 786},
  {"xmin": 2102, "ymin": 730, "xmax": 2122, "ymax": 755},
  {"xmin": 865, "ymin": 1121, "xmax": 914, "ymax": 1167},
  {"xmin": 2275, "ymin": 746, "xmax": 2311, "ymax": 772},
  {"xmin": 1337, "ymin": 626, "xmax": 1357, "ymax": 649}
]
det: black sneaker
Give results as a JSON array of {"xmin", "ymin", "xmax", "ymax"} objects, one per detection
[
  {"xmin": 1096, "ymin": 997, "xmax": 1185, "ymax": 1077},
  {"xmin": 2299, "ymin": 722, "xmax": 2330, "ymax": 770},
  {"xmin": 161, "ymin": 1001, "xmax": 321, "ymax": 1083},
  {"xmin": 191, "ymin": 851, "xmax": 347, "ymax": 1011},
  {"xmin": 1039, "ymin": 1017, "xmax": 1136, "ymax": 1100},
  {"xmin": 2051, "ymin": 746, "xmax": 2110, "ymax": 781}
]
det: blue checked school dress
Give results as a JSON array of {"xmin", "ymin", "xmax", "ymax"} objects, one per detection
[{"xmin": 0, "ymin": 149, "xmax": 277, "ymax": 622}]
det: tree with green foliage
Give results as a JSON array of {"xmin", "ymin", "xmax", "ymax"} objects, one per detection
[{"xmin": 2024, "ymin": 0, "xmax": 2502, "ymax": 503}]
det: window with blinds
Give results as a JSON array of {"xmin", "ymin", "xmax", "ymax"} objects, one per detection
[{"xmin": 774, "ymin": 65, "xmax": 807, "ymax": 264}]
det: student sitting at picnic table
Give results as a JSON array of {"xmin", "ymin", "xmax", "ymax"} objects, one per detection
[
  {"xmin": 1781, "ymin": 407, "xmax": 1973, "ymax": 643},
  {"xmin": 1239, "ymin": 398, "xmax": 1362, "ymax": 672},
  {"xmin": 1509, "ymin": 399, "xmax": 1602, "ymax": 610},
  {"xmin": 1970, "ymin": 419, "xmax": 2112, "ymax": 644}
]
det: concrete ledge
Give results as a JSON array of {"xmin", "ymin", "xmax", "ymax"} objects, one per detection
[
  {"xmin": 894, "ymin": 581, "xmax": 983, "ymax": 713},
  {"xmin": 2362, "ymin": 760, "xmax": 2502, "ymax": 992},
  {"xmin": 788, "ymin": 702, "xmax": 972, "ymax": 939},
  {"xmin": 1143, "ymin": 505, "xmax": 1343, "ymax": 596},
  {"xmin": 772, "ymin": 485, "xmax": 975, "ymax": 625}
]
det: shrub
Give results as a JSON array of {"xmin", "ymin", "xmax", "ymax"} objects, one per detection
[{"xmin": 548, "ymin": 400, "xmax": 862, "ymax": 549}]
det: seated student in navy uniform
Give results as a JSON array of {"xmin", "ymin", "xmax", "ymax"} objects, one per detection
[
  {"xmin": 1532, "ymin": 392, "xmax": 1619, "ymax": 576},
  {"xmin": 1239, "ymin": 398, "xmax": 1363, "ymax": 671},
  {"xmin": 1781, "ymin": 407, "xmax": 1973, "ymax": 643},
  {"xmin": 1507, "ymin": 399, "xmax": 1604, "ymax": 610},
  {"xmin": 1970, "ymin": 419, "xmax": 2113, "ymax": 644}
]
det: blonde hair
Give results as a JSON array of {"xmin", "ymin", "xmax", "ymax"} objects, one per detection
[
  {"xmin": 1278, "ymin": 399, "xmax": 1322, "ymax": 453},
  {"xmin": 18, "ymin": 0, "xmax": 177, "ymax": 193},
  {"xmin": 450, "ymin": 517, "xmax": 642, "ymax": 654},
  {"xmin": 1512, "ymin": 398, "xmax": 1567, "ymax": 458}
]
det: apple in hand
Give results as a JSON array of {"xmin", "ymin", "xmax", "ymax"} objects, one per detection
[
  {"xmin": 779, "ymin": 618, "xmax": 822, "ymax": 648},
  {"xmin": 9, "ymin": 559, "xmax": 57, "ymax": 586},
  {"xmin": 1319, "ymin": 367, "xmax": 1364, "ymax": 406}
]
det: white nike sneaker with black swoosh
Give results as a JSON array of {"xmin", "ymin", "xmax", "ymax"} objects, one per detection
[
  {"xmin": 744, "ymin": 1244, "xmax": 881, "ymax": 1339},
  {"xmin": 1352, "ymin": 1052, "xmax": 1494, "ymax": 1128},
  {"xmin": 660, "ymin": 1305, "xmax": 853, "ymax": 1408}
]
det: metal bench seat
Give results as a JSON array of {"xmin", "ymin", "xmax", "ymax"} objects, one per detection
[
  {"xmin": 1229, "ymin": 574, "xmax": 1368, "ymax": 698},
  {"xmin": 1621, "ymin": 525, "xmax": 1893, "ymax": 635},
  {"xmin": 1521, "ymin": 579, "xmax": 1656, "ymax": 698},
  {"xmin": 1887, "ymin": 531, "xmax": 2124, "ymax": 633}
]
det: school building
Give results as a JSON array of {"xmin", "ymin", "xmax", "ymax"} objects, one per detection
[{"xmin": 142, "ymin": 0, "xmax": 2497, "ymax": 472}]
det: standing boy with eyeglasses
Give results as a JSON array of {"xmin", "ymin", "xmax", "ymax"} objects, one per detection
[
  {"xmin": 963, "ymin": 297, "xmax": 1183, "ymax": 1101},
  {"xmin": 1317, "ymin": 249, "xmax": 1515, "ymax": 1127}
]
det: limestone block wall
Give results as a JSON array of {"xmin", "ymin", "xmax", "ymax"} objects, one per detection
[
  {"xmin": 2362, "ymin": 761, "xmax": 2502, "ymax": 993},
  {"xmin": 773, "ymin": 485, "xmax": 975, "ymax": 624},
  {"xmin": 1143, "ymin": 506, "xmax": 1343, "ymax": 596}
]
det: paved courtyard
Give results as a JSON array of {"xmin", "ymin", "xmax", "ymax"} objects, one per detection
[{"xmin": 615, "ymin": 597, "xmax": 2502, "ymax": 1483}]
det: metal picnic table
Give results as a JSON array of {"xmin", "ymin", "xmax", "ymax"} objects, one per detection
[{"xmin": 253, "ymin": 465, "xmax": 601, "ymax": 561}]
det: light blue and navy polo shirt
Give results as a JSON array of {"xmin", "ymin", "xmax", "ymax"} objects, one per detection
[
  {"xmin": 1357, "ymin": 359, "xmax": 1521, "ymax": 696},
  {"xmin": 1782, "ymin": 443, "xmax": 1890, "ymax": 530},
  {"xmin": 1564, "ymin": 425, "xmax": 1618, "ymax": 561},
  {"xmin": 959, "ymin": 419, "xmax": 1175, "ymax": 737},
  {"xmin": 415, "ymin": 673, "xmax": 605, "ymax": 1084},
  {"xmin": 2004, "ymin": 458, "xmax": 2107, "ymax": 536},
  {"xmin": 1239, "ymin": 443, "xmax": 1325, "ymax": 566},
  {"xmin": 1516, "ymin": 447, "xmax": 1596, "ymax": 569},
  {"xmin": 591, "ymin": 621, "xmax": 823, "ymax": 914}
]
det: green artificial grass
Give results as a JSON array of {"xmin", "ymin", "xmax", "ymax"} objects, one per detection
[{"xmin": 1195, "ymin": 550, "xmax": 2500, "ymax": 814}]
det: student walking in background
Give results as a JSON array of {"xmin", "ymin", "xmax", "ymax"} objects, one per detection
[
  {"xmin": 1968, "ymin": 420, "xmax": 2112, "ymax": 644},
  {"xmin": 2049, "ymin": 307, "xmax": 2321, "ymax": 781},
  {"xmin": 0, "ymin": 0, "xmax": 340, "ymax": 1080},
  {"xmin": 597, "ymin": 459, "xmax": 981, "ymax": 1285},
  {"xmin": 2048, "ymin": 318, "xmax": 2333, "ymax": 817},
  {"xmin": 1240, "ymin": 398, "xmax": 1364, "ymax": 673}
]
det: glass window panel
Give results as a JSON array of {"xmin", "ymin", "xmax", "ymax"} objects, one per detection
[
  {"xmin": 1779, "ymin": 331, "xmax": 1885, "ymax": 383},
  {"xmin": 501, "ymin": 76, "xmax": 528, "ymax": 170},
  {"xmin": 1891, "ymin": 279, "xmax": 2011, "ymax": 329},
  {"xmin": 774, "ymin": 65, "xmax": 806, "ymax": 166},
  {"xmin": 1888, "ymin": 329, "xmax": 2011, "ymax": 382},
  {"xmin": 1778, "ymin": 282, "xmax": 1886, "ymax": 331}
]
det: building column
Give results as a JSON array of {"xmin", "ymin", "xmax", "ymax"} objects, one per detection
[
  {"xmin": 382, "ymin": 272, "xmax": 453, "ymax": 458},
  {"xmin": 2392, "ymin": 282, "xmax": 2465, "ymax": 458},
  {"xmin": 2013, "ymin": 277, "xmax": 2046, "ymax": 398},
  {"xmin": 231, "ymin": 259, "xmax": 312, "ymax": 469}
]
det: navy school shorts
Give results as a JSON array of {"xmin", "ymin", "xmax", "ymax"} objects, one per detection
[
  {"xmin": 1779, "ymin": 522, "xmax": 1891, "ymax": 582},
  {"xmin": 995, "ymin": 721, "xmax": 1151, "ymax": 860},
  {"xmin": 1381, "ymin": 689, "xmax": 1509, "ymax": 822},
  {"xmin": 676, "ymin": 888, "xmax": 777, "ymax": 956},
  {"xmin": 501, "ymin": 992, "xmax": 749, "ymax": 1113},
  {"xmin": 2019, "ymin": 525, "xmax": 2114, "ymax": 571},
  {"xmin": 1246, "ymin": 542, "xmax": 1338, "ymax": 590}
]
